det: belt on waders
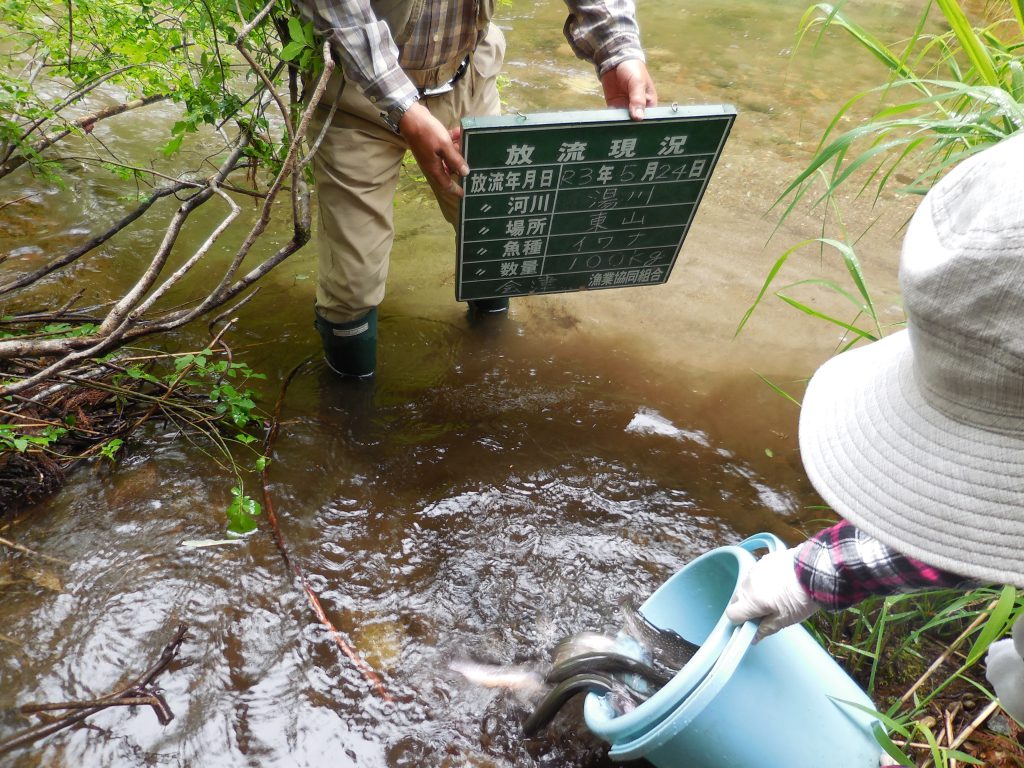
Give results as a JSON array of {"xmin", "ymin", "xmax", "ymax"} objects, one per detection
[{"xmin": 418, "ymin": 55, "xmax": 470, "ymax": 97}]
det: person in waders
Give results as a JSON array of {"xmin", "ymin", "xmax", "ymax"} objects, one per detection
[
  {"xmin": 296, "ymin": 0, "xmax": 658, "ymax": 378},
  {"xmin": 725, "ymin": 132, "xmax": 1024, "ymax": 727}
]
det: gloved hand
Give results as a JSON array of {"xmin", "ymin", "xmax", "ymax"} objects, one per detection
[
  {"xmin": 725, "ymin": 546, "xmax": 821, "ymax": 641},
  {"xmin": 986, "ymin": 614, "xmax": 1024, "ymax": 723}
]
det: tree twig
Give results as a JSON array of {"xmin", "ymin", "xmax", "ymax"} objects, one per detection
[
  {"xmin": 259, "ymin": 359, "xmax": 394, "ymax": 702},
  {"xmin": 21, "ymin": 695, "xmax": 162, "ymax": 713},
  {"xmin": 0, "ymin": 536, "xmax": 70, "ymax": 565},
  {"xmin": 0, "ymin": 623, "xmax": 188, "ymax": 756},
  {"xmin": 0, "ymin": 93, "xmax": 170, "ymax": 178},
  {"xmin": 0, "ymin": 179, "xmax": 198, "ymax": 298}
]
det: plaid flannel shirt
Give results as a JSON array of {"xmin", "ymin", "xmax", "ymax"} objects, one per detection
[
  {"xmin": 295, "ymin": 0, "xmax": 645, "ymax": 115},
  {"xmin": 794, "ymin": 521, "xmax": 973, "ymax": 610}
]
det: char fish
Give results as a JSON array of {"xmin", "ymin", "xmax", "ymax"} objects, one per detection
[{"xmin": 620, "ymin": 597, "xmax": 699, "ymax": 676}]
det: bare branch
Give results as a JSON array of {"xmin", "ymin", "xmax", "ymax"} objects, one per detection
[
  {"xmin": 0, "ymin": 180, "xmax": 199, "ymax": 297},
  {"xmin": 0, "ymin": 2, "xmax": 324, "ymax": 408},
  {"xmin": 92, "ymin": 140, "xmax": 248, "ymax": 338},
  {"xmin": 128, "ymin": 186, "xmax": 241, "ymax": 318},
  {"xmin": 235, "ymin": 0, "xmax": 278, "ymax": 42},
  {"xmin": 0, "ymin": 141, "xmax": 249, "ymax": 388},
  {"xmin": 299, "ymin": 43, "xmax": 338, "ymax": 167},
  {"xmin": 234, "ymin": 44, "xmax": 294, "ymax": 145},
  {"xmin": 0, "ymin": 93, "xmax": 171, "ymax": 179},
  {"xmin": 0, "ymin": 624, "xmax": 188, "ymax": 756}
]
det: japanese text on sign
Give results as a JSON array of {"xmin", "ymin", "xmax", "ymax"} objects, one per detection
[{"xmin": 456, "ymin": 105, "xmax": 735, "ymax": 301}]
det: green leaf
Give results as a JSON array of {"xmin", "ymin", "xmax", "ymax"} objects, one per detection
[
  {"xmin": 917, "ymin": 721, "xmax": 943, "ymax": 763},
  {"xmin": 99, "ymin": 438, "xmax": 124, "ymax": 461},
  {"xmin": 833, "ymin": 697, "xmax": 912, "ymax": 739},
  {"xmin": 287, "ymin": 16, "xmax": 304, "ymax": 43},
  {"xmin": 226, "ymin": 490, "xmax": 261, "ymax": 536},
  {"xmin": 753, "ymin": 371, "xmax": 802, "ymax": 407},
  {"xmin": 774, "ymin": 293, "xmax": 878, "ymax": 343},
  {"xmin": 934, "ymin": 0, "xmax": 998, "ymax": 87},
  {"xmin": 1012, "ymin": 0, "xmax": 1024, "ymax": 33},
  {"xmin": 280, "ymin": 41, "xmax": 305, "ymax": 62},
  {"xmin": 799, "ymin": 4, "xmax": 917, "ymax": 82},
  {"xmin": 965, "ymin": 584, "xmax": 1017, "ymax": 665},
  {"xmin": 735, "ymin": 238, "xmax": 814, "ymax": 337},
  {"xmin": 873, "ymin": 724, "xmax": 914, "ymax": 767},
  {"xmin": 162, "ymin": 132, "xmax": 184, "ymax": 156},
  {"xmin": 947, "ymin": 750, "xmax": 985, "ymax": 765}
]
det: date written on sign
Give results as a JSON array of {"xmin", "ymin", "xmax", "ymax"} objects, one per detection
[{"xmin": 455, "ymin": 104, "xmax": 735, "ymax": 301}]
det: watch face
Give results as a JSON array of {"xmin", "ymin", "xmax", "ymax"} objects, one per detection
[
  {"xmin": 383, "ymin": 105, "xmax": 405, "ymax": 133},
  {"xmin": 381, "ymin": 110, "xmax": 399, "ymax": 132}
]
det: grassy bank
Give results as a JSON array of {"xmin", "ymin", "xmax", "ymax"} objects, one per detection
[{"xmin": 748, "ymin": 1, "xmax": 1024, "ymax": 764}]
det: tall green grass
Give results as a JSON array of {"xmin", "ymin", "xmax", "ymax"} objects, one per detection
[{"xmin": 739, "ymin": 0, "xmax": 1024, "ymax": 347}]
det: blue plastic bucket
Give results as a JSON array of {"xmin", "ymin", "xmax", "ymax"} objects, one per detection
[
  {"xmin": 584, "ymin": 533, "xmax": 881, "ymax": 767},
  {"xmin": 583, "ymin": 541, "xmax": 758, "ymax": 744}
]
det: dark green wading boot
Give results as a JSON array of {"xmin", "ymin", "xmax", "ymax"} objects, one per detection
[
  {"xmin": 466, "ymin": 296, "xmax": 510, "ymax": 324},
  {"xmin": 314, "ymin": 307, "xmax": 377, "ymax": 379}
]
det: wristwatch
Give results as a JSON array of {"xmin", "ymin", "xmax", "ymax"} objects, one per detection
[{"xmin": 381, "ymin": 97, "xmax": 417, "ymax": 134}]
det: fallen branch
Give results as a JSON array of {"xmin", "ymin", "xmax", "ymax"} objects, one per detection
[
  {"xmin": 260, "ymin": 360, "xmax": 393, "ymax": 702},
  {"xmin": 0, "ymin": 623, "xmax": 188, "ymax": 757},
  {"xmin": 947, "ymin": 700, "xmax": 1002, "ymax": 753},
  {"xmin": 0, "ymin": 536, "xmax": 69, "ymax": 565},
  {"xmin": 0, "ymin": 179, "xmax": 199, "ymax": 298},
  {"xmin": 0, "ymin": 93, "xmax": 170, "ymax": 179},
  {"xmin": 21, "ymin": 695, "xmax": 166, "ymax": 714}
]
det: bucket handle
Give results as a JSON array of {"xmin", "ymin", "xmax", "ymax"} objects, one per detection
[
  {"xmin": 737, "ymin": 532, "xmax": 785, "ymax": 556},
  {"xmin": 728, "ymin": 533, "xmax": 786, "ymax": 633}
]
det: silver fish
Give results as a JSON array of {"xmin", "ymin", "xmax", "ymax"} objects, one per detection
[
  {"xmin": 449, "ymin": 659, "xmax": 547, "ymax": 695},
  {"xmin": 550, "ymin": 631, "xmax": 620, "ymax": 667}
]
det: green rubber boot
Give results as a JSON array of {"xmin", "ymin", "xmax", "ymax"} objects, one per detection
[
  {"xmin": 467, "ymin": 296, "xmax": 510, "ymax": 315},
  {"xmin": 314, "ymin": 307, "xmax": 377, "ymax": 379}
]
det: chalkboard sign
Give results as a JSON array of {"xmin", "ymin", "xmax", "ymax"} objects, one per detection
[{"xmin": 456, "ymin": 104, "xmax": 736, "ymax": 301}]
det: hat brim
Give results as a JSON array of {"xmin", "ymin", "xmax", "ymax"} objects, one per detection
[{"xmin": 798, "ymin": 330, "xmax": 1024, "ymax": 588}]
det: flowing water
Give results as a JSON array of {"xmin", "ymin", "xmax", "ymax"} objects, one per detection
[{"xmin": 1, "ymin": 0, "xmax": 928, "ymax": 765}]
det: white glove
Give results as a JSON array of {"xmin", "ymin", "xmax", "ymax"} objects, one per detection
[
  {"xmin": 986, "ymin": 614, "xmax": 1024, "ymax": 723},
  {"xmin": 725, "ymin": 546, "xmax": 821, "ymax": 641}
]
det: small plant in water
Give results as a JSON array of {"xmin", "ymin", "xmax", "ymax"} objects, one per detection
[
  {"xmin": 0, "ymin": 331, "xmax": 269, "ymax": 534},
  {"xmin": 226, "ymin": 485, "xmax": 262, "ymax": 537}
]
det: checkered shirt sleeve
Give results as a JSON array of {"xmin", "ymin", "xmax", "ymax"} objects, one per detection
[
  {"xmin": 794, "ymin": 521, "xmax": 972, "ymax": 610},
  {"xmin": 563, "ymin": 0, "xmax": 646, "ymax": 76},
  {"xmin": 295, "ymin": 0, "xmax": 419, "ymax": 113}
]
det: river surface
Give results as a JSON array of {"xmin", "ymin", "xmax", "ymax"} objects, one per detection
[{"xmin": 1, "ymin": 0, "xmax": 928, "ymax": 765}]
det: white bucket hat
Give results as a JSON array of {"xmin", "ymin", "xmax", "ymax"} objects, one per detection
[{"xmin": 798, "ymin": 132, "xmax": 1024, "ymax": 588}]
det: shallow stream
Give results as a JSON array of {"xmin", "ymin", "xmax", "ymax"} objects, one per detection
[{"xmin": 0, "ymin": 0, "xmax": 927, "ymax": 765}]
